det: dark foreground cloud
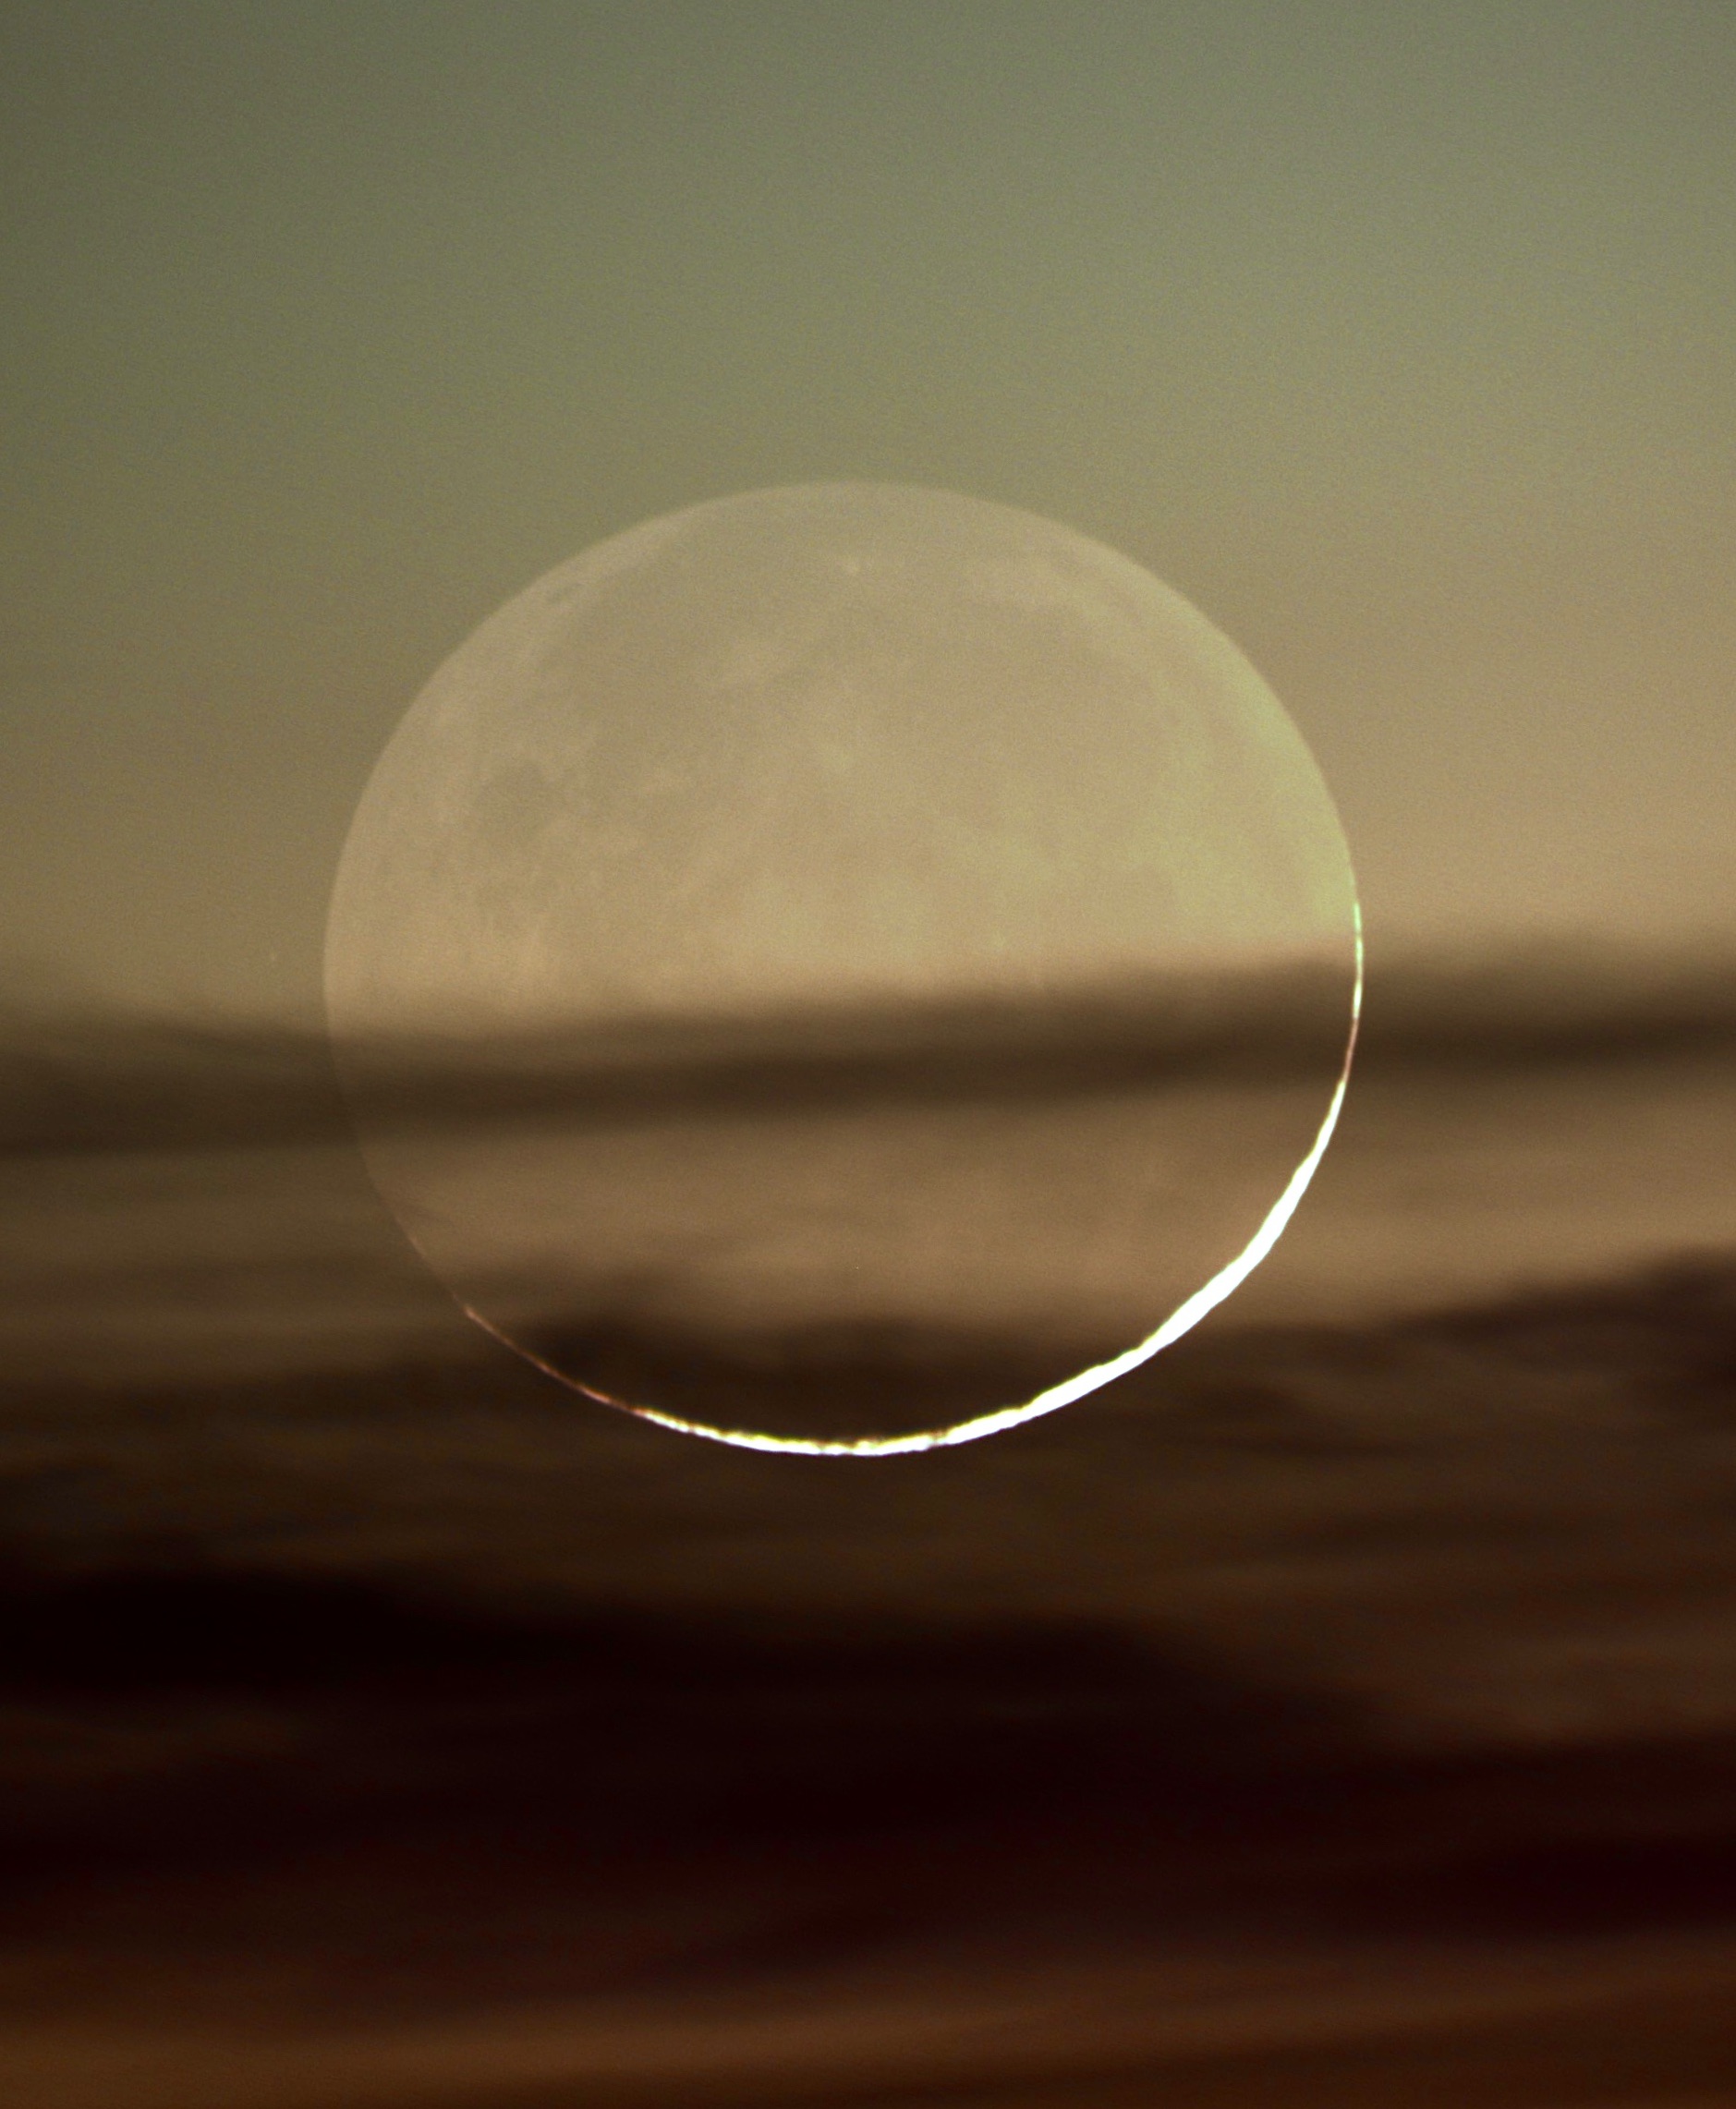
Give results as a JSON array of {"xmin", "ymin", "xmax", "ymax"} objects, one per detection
[
  {"xmin": 5, "ymin": 942, "xmax": 1735, "ymax": 1158},
  {"xmin": 3, "ymin": 1283, "xmax": 1736, "ymax": 2106},
  {"xmin": 5, "ymin": 951, "xmax": 1736, "ymax": 2100}
]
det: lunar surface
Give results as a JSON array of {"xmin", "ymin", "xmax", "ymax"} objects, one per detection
[{"xmin": 326, "ymin": 483, "xmax": 1358, "ymax": 1449}]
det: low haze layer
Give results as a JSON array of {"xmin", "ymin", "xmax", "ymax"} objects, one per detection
[{"xmin": 3, "ymin": 951, "xmax": 1736, "ymax": 2103}]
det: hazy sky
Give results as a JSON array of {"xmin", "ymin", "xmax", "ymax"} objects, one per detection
[{"xmin": 3, "ymin": 1, "xmax": 1732, "ymax": 1018}]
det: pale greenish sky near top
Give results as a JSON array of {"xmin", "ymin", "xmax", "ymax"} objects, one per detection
[{"xmin": 2, "ymin": 1, "xmax": 1732, "ymax": 1018}]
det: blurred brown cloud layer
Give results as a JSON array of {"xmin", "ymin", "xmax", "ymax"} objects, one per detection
[{"xmin": 2, "ymin": 963, "xmax": 1736, "ymax": 2102}]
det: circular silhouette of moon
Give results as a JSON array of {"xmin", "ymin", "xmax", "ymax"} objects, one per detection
[{"xmin": 327, "ymin": 483, "xmax": 1359, "ymax": 1455}]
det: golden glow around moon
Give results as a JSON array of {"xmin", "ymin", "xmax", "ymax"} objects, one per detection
[{"xmin": 327, "ymin": 484, "xmax": 1359, "ymax": 1453}]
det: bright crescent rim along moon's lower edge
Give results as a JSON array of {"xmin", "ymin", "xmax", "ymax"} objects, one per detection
[{"xmin": 451, "ymin": 908, "xmax": 1362, "ymax": 1459}]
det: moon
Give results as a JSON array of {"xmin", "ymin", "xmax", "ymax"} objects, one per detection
[{"xmin": 326, "ymin": 483, "xmax": 1359, "ymax": 1453}]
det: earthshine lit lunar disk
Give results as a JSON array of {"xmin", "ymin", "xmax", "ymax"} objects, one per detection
[{"xmin": 326, "ymin": 484, "xmax": 1360, "ymax": 1454}]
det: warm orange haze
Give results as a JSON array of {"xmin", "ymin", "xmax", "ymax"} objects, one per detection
[{"xmin": 2, "ymin": 3, "xmax": 1734, "ymax": 2105}]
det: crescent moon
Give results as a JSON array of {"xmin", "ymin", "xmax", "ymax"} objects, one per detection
[{"xmin": 327, "ymin": 484, "xmax": 1359, "ymax": 1453}]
